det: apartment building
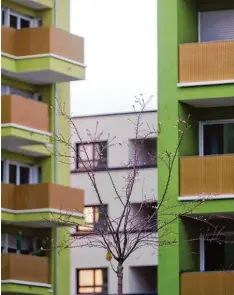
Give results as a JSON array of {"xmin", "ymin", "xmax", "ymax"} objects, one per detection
[
  {"xmin": 158, "ymin": 1, "xmax": 234, "ymax": 295},
  {"xmin": 70, "ymin": 110, "xmax": 157, "ymax": 295},
  {"xmin": 1, "ymin": 1, "xmax": 85, "ymax": 295}
]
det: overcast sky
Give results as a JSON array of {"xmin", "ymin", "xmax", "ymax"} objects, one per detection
[{"xmin": 70, "ymin": 0, "xmax": 157, "ymax": 116}]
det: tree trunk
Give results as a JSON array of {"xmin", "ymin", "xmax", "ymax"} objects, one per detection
[{"xmin": 117, "ymin": 263, "xmax": 123, "ymax": 295}]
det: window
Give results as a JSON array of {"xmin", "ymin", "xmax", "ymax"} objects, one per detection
[
  {"xmin": 129, "ymin": 138, "xmax": 157, "ymax": 166},
  {"xmin": 77, "ymin": 205, "xmax": 107, "ymax": 232},
  {"xmin": 1, "ymin": 160, "xmax": 41, "ymax": 185},
  {"xmin": 76, "ymin": 141, "xmax": 108, "ymax": 170},
  {"xmin": 1, "ymin": 7, "xmax": 41, "ymax": 29},
  {"xmin": 1, "ymin": 84, "xmax": 41, "ymax": 101},
  {"xmin": 1, "ymin": 161, "xmax": 4, "ymax": 182},
  {"xmin": 202, "ymin": 233, "xmax": 234, "ymax": 271},
  {"xmin": 76, "ymin": 269, "xmax": 108, "ymax": 294},
  {"xmin": 2, "ymin": 8, "xmax": 6, "ymax": 25},
  {"xmin": 131, "ymin": 202, "xmax": 157, "ymax": 232},
  {"xmin": 201, "ymin": 121, "xmax": 234, "ymax": 156},
  {"xmin": 1, "ymin": 233, "xmax": 44, "ymax": 256}
]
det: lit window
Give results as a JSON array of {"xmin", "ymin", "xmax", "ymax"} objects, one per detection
[
  {"xmin": 77, "ymin": 269, "xmax": 108, "ymax": 294},
  {"xmin": 77, "ymin": 205, "xmax": 107, "ymax": 232}
]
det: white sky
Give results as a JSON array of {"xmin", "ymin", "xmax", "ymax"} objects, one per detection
[{"xmin": 70, "ymin": 0, "xmax": 157, "ymax": 116}]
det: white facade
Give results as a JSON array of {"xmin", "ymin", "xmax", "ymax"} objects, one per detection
[{"xmin": 70, "ymin": 110, "xmax": 158, "ymax": 295}]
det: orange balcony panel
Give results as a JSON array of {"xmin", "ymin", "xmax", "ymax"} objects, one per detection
[
  {"xmin": 181, "ymin": 271, "xmax": 234, "ymax": 295},
  {"xmin": 180, "ymin": 155, "xmax": 234, "ymax": 196},
  {"xmin": 1, "ymin": 25, "xmax": 84, "ymax": 64},
  {"xmin": 2, "ymin": 253, "xmax": 49, "ymax": 284},
  {"xmin": 2, "ymin": 183, "xmax": 84, "ymax": 214},
  {"xmin": 1, "ymin": 95, "xmax": 49, "ymax": 132},
  {"xmin": 179, "ymin": 41, "xmax": 234, "ymax": 83}
]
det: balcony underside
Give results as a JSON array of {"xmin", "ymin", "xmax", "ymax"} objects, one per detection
[
  {"xmin": 10, "ymin": 0, "xmax": 53, "ymax": 10},
  {"xmin": 181, "ymin": 96, "xmax": 234, "ymax": 108},
  {"xmin": 1, "ymin": 55, "xmax": 85, "ymax": 84},
  {"xmin": 2, "ymin": 183, "xmax": 84, "ymax": 227}
]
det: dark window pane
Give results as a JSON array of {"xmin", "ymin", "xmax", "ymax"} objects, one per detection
[
  {"xmin": 223, "ymin": 123, "xmax": 234, "ymax": 154},
  {"xmin": 9, "ymin": 164, "xmax": 17, "ymax": 184},
  {"xmin": 204, "ymin": 124, "xmax": 224, "ymax": 155},
  {"xmin": 20, "ymin": 166, "xmax": 30, "ymax": 184},
  {"xmin": 1, "ymin": 161, "xmax": 4, "ymax": 182},
  {"xmin": 2, "ymin": 9, "xmax": 5, "ymax": 25},
  {"xmin": 20, "ymin": 18, "xmax": 30, "ymax": 28},
  {"xmin": 10, "ymin": 14, "xmax": 17, "ymax": 28},
  {"xmin": 38, "ymin": 166, "xmax": 42, "ymax": 183}
]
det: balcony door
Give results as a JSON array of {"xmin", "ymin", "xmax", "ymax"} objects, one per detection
[
  {"xmin": 199, "ymin": 10, "xmax": 234, "ymax": 42},
  {"xmin": 200, "ymin": 233, "xmax": 234, "ymax": 271},
  {"xmin": 199, "ymin": 120, "xmax": 234, "ymax": 156}
]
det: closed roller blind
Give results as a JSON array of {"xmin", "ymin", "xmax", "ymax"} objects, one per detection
[{"xmin": 200, "ymin": 10, "xmax": 234, "ymax": 42}]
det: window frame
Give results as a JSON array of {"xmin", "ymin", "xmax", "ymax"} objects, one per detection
[
  {"xmin": 1, "ymin": 7, "xmax": 41, "ymax": 29},
  {"xmin": 76, "ymin": 141, "xmax": 108, "ymax": 170},
  {"xmin": 1, "ymin": 160, "xmax": 40, "ymax": 185},
  {"xmin": 76, "ymin": 268, "xmax": 108, "ymax": 295},
  {"xmin": 199, "ymin": 119, "xmax": 234, "ymax": 156}
]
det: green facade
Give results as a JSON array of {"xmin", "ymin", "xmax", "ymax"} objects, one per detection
[
  {"xmin": 1, "ymin": 1, "xmax": 84, "ymax": 295},
  {"xmin": 157, "ymin": 1, "xmax": 234, "ymax": 294}
]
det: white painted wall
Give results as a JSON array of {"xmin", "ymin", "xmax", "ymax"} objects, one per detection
[{"xmin": 70, "ymin": 111, "xmax": 158, "ymax": 295}]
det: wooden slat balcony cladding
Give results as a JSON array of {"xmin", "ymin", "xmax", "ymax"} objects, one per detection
[
  {"xmin": 180, "ymin": 155, "xmax": 234, "ymax": 196},
  {"xmin": 1, "ymin": 95, "xmax": 49, "ymax": 132},
  {"xmin": 181, "ymin": 271, "xmax": 234, "ymax": 295},
  {"xmin": 1, "ymin": 183, "xmax": 84, "ymax": 213},
  {"xmin": 2, "ymin": 253, "xmax": 49, "ymax": 284},
  {"xmin": 1, "ymin": 25, "xmax": 84, "ymax": 63},
  {"xmin": 179, "ymin": 41, "xmax": 234, "ymax": 83}
]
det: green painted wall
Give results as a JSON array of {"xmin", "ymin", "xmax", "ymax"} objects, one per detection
[
  {"xmin": 2, "ymin": 1, "xmax": 74, "ymax": 295},
  {"xmin": 158, "ymin": 1, "xmax": 234, "ymax": 295}
]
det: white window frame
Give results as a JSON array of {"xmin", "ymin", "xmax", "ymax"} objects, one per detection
[
  {"xmin": 2, "ymin": 160, "xmax": 40, "ymax": 185},
  {"xmin": 9, "ymin": 10, "xmax": 33, "ymax": 29},
  {"xmin": 199, "ymin": 119, "xmax": 234, "ymax": 156},
  {"xmin": 2, "ymin": 7, "xmax": 41, "ymax": 29}
]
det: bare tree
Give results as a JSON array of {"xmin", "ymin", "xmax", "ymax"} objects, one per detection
[{"xmin": 47, "ymin": 95, "xmax": 205, "ymax": 295}]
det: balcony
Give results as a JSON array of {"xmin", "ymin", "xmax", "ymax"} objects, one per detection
[
  {"xmin": 181, "ymin": 271, "xmax": 234, "ymax": 295},
  {"xmin": 1, "ymin": 183, "xmax": 84, "ymax": 227},
  {"xmin": 179, "ymin": 41, "xmax": 234, "ymax": 85},
  {"xmin": 1, "ymin": 25, "xmax": 85, "ymax": 84},
  {"xmin": 180, "ymin": 154, "xmax": 234, "ymax": 197},
  {"xmin": 1, "ymin": 253, "xmax": 50, "ymax": 285},
  {"xmin": 11, "ymin": 0, "xmax": 53, "ymax": 9},
  {"xmin": 1, "ymin": 95, "xmax": 51, "ymax": 155}
]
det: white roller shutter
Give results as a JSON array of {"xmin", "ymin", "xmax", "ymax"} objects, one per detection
[{"xmin": 199, "ymin": 10, "xmax": 234, "ymax": 42}]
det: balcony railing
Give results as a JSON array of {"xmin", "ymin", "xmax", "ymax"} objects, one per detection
[
  {"xmin": 181, "ymin": 271, "xmax": 234, "ymax": 295},
  {"xmin": 179, "ymin": 41, "xmax": 234, "ymax": 83},
  {"xmin": 2, "ymin": 183, "xmax": 84, "ymax": 213},
  {"xmin": 1, "ymin": 253, "xmax": 49, "ymax": 284},
  {"xmin": 1, "ymin": 25, "xmax": 84, "ymax": 64},
  {"xmin": 180, "ymin": 154, "xmax": 234, "ymax": 196},
  {"xmin": 1, "ymin": 95, "xmax": 49, "ymax": 132}
]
